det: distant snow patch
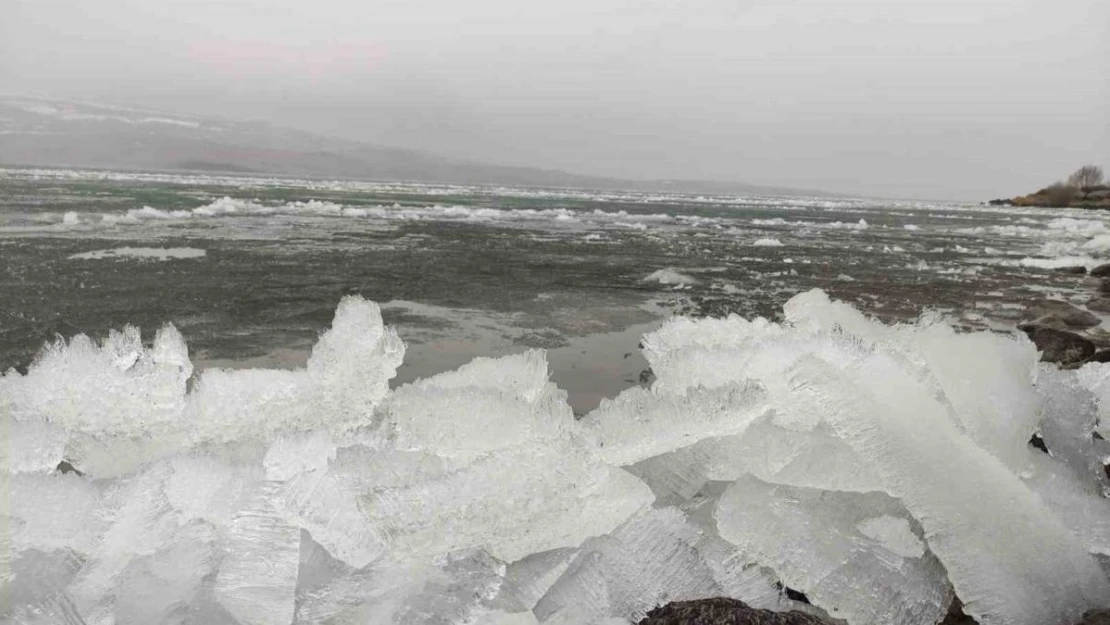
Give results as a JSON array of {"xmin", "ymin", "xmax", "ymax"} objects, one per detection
[{"xmin": 68, "ymin": 247, "xmax": 207, "ymax": 261}]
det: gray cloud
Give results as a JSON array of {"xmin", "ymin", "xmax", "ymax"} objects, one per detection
[{"xmin": 3, "ymin": 0, "xmax": 1108, "ymax": 199}]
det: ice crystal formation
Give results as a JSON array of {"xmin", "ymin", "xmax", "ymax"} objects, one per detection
[{"xmin": 2, "ymin": 291, "xmax": 1109, "ymax": 624}]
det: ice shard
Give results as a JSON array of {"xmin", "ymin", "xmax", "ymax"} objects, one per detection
[
  {"xmin": 715, "ymin": 475, "xmax": 952, "ymax": 625},
  {"xmin": 787, "ymin": 355, "xmax": 1110, "ymax": 625}
]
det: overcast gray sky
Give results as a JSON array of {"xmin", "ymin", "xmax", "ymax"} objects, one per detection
[{"xmin": 3, "ymin": 0, "xmax": 1107, "ymax": 199}]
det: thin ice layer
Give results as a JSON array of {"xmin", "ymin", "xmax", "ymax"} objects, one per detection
[
  {"xmin": 213, "ymin": 481, "xmax": 301, "ymax": 625},
  {"xmin": 788, "ymin": 355, "xmax": 1110, "ymax": 625},
  {"xmin": 294, "ymin": 549, "xmax": 536, "ymax": 625},
  {"xmin": 190, "ymin": 296, "xmax": 404, "ymax": 445},
  {"xmin": 1023, "ymin": 453, "xmax": 1110, "ymax": 560},
  {"xmin": 1076, "ymin": 362, "xmax": 1110, "ymax": 441},
  {"xmin": 535, "ymin": 507, "xmax": 743, "ymax": 623},
  {"xmin": 380, "ymin": 350, "xmax": 574, "ymax": 460},
  {"xmin": 716, "ymin": 475, "xmax": 951, "ymax": 625},
  {"xmin": 580, "ymin": 382, "xmax": 769, "ymax": 467},
  {"xmin": 2, "ymin": 548, "xmax": 84, "ymax": 622},
  {"xmin": 113, "ymin": 521, "xmax": 220, "ymax": 624},
  {"xmin": 0, "ymin": 325, "xmax": 192, "ymax": 477},
  {"xmin": 786, "ymin": 289, "xmax": 1042, "ymax": 472},
  {"xmin": 1036, "ymin": 366, "xmax": 1110, "ymax": 495},
  {"xmin": 696, "ymin": 414, "xmax": 882, "ymax": 493},
  {"xmin": 359, "ymin": 438, "xmax": 652, "ymax": 563},
  {"xmin": 623, "ymin": 413, "xmax": 882, "ymax": 505},
  {"xmin": 273, "ymin": 441, "xmax": 459, "ymax": 569}
]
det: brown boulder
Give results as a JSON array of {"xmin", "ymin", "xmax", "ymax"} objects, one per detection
[
  {"xmin": 1024, "ymin": 300, "xmax": 1101, "ymax": 329},
  {"xmin": 1056, "ymin": 265, "xmax": 1088, "ymax": 275},
  {"xmin": 1032, "ymin": 327, "xmax": 1096, "ymax": 364},
  {"xmin": 637, "ymin": 599, "xmax": 830, "ymax": 625},
  {"xmin": 1088, "ymin": 298, "xmax": 1110, "ymax": 313},
  {"xmin": 1018, "ymin": 315, "xmax": 1069, "ymax": 334}
]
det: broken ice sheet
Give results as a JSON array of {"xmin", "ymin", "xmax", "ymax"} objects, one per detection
[
  {"xmin": 379, "ymin": 350, "xmax": 575, "ymax": 461},
  {"xmin": 294, "ymin": 548, "xmax": 536, "ymax": 625},
  {"xmin": 5, "ymin": 289, "xmax": 1110, "ymax": 624},
  {"xmin": 0, "ymin": 419, "xmax": 67, "ymax": 474},
  {"xmin": 213, "ymin": 481, "xmax": 301, "ymax": 625},
  {"xmin": 360, "ymin": 438, "xmax": 652, "ymax": 563},
  {"xmin": 535, "ymin": 507, "xmax": 782, "ymax": 624},
  {"xmin": 1, "ymin": 548, "xmax": 84, "ymax": 621},
  {"xmin": 715, "ymin": 475, "xmax": 951, "ymax": 625},
  {"xmin": 1036, "ymin": 365, "xmax": 1110, "ymax": 495},
  {"xmin": 3, "ymin": 472, "xmax": 103, "ymax": 556},
  {"xmin": 623, "ymin": 410, "xmax": 883, "ymax": 507},
  {"xmin": 580, "ymin": 381, "xmax": 770, "ymax": 467},
  {"xmin": 788, "ymin": 354, "xmax": 1110, "ymax": 625},
  {"xmin": 0, "ymin": 324, "xmax": 192, "ymax": 438},
  {"xmin": 1023, "ymin": 452, "xmax": 1110, "ymax": 563},
  {"xmin": 113, "ymin": 521, "xmax": 220, "ymax": 625}
]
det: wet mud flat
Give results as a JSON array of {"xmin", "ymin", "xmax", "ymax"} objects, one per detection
[{"xmin": 1, "ymin": 168, "xmax": 1105, "ymax": 411}]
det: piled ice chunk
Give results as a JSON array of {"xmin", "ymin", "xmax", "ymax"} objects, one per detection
[{"xmin": 2, "ymin": 290, "xmax": 1109, "ymax": 625}]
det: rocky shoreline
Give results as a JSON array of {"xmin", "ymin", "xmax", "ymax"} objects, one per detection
[
  {"xmin": 635, "ymin": 598, "xmax": 1110, "ymax": 625},
  {"xmin": 1020, "ymin": 263, "xmax": 1110, "ymax": 367},
  {"xmin": 987, "ymin": 166, "xmax": 1109, "ymax": 209}
]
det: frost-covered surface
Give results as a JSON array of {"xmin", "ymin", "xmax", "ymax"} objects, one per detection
[{"xmin": 2, "ymin": 291, "xmax": 1110, "ymax": 624}]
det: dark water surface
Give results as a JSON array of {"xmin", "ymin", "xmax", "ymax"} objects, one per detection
[{"xmin": 3, "ymin": 167, "xmax": 1105, "ymax": 410}]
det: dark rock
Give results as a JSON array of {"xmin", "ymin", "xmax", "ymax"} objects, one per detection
[
  {"xmin": 1018, "ymin": 315, "xmax": 1068, "ymax": 335},
  {"xmin": 1081, "ymin": 609, "xmax": 1110, "ymax": 625},
  {"xmin": 1090, "ymin": 351, "xmax": 1110, "ymax": 363},
  {"xmin": 639, "ymin": 368, "xmax": 656, "ymax": 388},
  {"xmin": 785, "ymin": 586, "xmax": 812, "ymax": 608},
  {"xmin": 1024, "ymin": 300, "xmax": 1100, "ymax": 329},
  {"xmin": 987, "ymin": 198, "xmax": 1013, "ymax": 206},
  {"xmin": 1088, "ymin": 297, "xmax": 1110, "ymax": 313},
  {"xmin": 1032, "ymin": 327, "xmax": 1096, "ymax": 364},
  {"xmin": 637, "ymin": 598, "xmax": 830, "ymax": 625},
  {"xmin": 56, "ymin": 460, "xmax": 84, "ymax": 476},
  {"xmin": 1029, "ymin": 432, "xmax": 1049, "ymax": 454},
  {"xmin": 1099, "ymin": 280, "xmax": 1110, "ymax": 295},
  {"xmin": 1090, "ymin": 263, "xmax": 1110, "ymax": 278},
  {"xmin": 939, "ymin": 598, "xmax": 978, "ymax": 625},
  {"xmin": 1056, "ymin": 265, "xmax": 1088, "ymax": 275}
]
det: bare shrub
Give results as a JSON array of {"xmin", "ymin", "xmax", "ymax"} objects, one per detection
[
  {"xmin": 1068, "ymin": 165, "xmax": 1104, "ymax": 191},
  {"xmin": 1044, "ymin": 182, "xmax": 1078, "ymax": 207}
]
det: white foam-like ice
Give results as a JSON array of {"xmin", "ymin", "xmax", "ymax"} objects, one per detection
[
  {"xmin": 68, "ymin": 247, "xmax": 207, "ymax": 261},
  {"xmin": 752, "ymin": 237, "xmax": 784, "ymax": 247},
  {"xmin": 3, "ymin": 290, "xmax": 1110, "ymax": 624},
  {"xmin": 642, "ymin": 268, "xmax": 699, "ymax": 286}
]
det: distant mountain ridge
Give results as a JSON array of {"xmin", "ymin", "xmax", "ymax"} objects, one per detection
[{"xmin": 0, "ymin": 96, "xmax": 826, "ymax": 196}]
